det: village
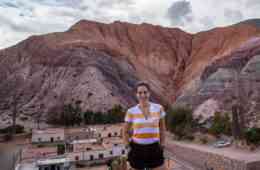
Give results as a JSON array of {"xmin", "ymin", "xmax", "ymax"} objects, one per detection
[
  {"xmin": 14, "ymin": 124, "xmax": 128, "ymax": 170},
  {"xmin": 8, "ymin": 122, "xmax": 180, "ymax": 170}
]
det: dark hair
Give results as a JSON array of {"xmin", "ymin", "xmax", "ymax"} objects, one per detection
[{"xmin": 135, "ymin": 81, "xmax": 151, "ymax": 92}]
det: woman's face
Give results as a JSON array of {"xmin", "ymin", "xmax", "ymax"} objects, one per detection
[{"xmin": 136, "ymin": 85, "xmax": 150, "ymax": 103}]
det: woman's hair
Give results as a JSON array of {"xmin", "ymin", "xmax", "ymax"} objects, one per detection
[{"xmin": 134, "ymin": 81, "xmax": 151, "ymax": 92}]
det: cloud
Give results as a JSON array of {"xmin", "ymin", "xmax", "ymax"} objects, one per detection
[
  {"xmin": 246, "ymin": 0, "xmax": 260, "ymax": 8},
  {"xmin": 166, "ymin": 0, "xmax": 193, "ymax": 26},
  {"xmin": 0, "ymin": 0, "xmax": 260, "ymax": 49},
  {"xmin": 224, "ymin": 9, "xmax": 243, "ymax": 21},
  {"xmin": 199, "ymin": 16, "xmax": 215, "ymax": 28}
]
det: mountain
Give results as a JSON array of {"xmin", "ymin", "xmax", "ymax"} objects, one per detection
[{"xmin": 1, "ymin": 19, "xmax": 260, "ymax": 128}]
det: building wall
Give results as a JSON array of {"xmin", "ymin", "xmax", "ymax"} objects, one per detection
[
  {"xmin": 99, "ymin": 127, "xmax": 122, "ymax": 138},
  {"xmin": 66, "ymin": 131, "xmax": 95, "ymax": 141},
  {"xmin": 67, "ymin": 145, "xmax": 127, "ymax": 162},
  {"xmin": 73, "ymin": 143, "xmax": 94, "ymax": 152},
  {"xmin": 32, "ymin": 131, "xmax": 64, "ymax": 143}
]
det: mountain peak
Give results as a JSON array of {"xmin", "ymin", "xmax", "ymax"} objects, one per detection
[{"xmin": 237, "ymin": 18, "xmax": 260, "ymax": 28}]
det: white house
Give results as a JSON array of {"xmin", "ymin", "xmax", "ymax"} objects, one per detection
[
  {"xmin": 32, "ymin": 128, "xmax": 65, "ymax": 143},
  {"xmin": 67, "ymin": 142, "xmax": 127, "ymax": 162},
  {"xmin": 37, "ymin": 157, "xmax": 74, "ymax": 170},
  {"xmin": 96, "ymin": 125, "xmax": 123, "ymax": 138}
]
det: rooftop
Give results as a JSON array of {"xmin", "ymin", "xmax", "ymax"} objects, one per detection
[
  {"xmin": 32, "ymin": 128, "xmax": 64, "ymax": 135},
  {"xmin": 102, "ymin": 137, "xmax": 124, "ymax": 149},
  {"xmin": 65, "ymin": 127, "xmax": 96, "ymax": 134},
  {"xmin": 70, "ymin": 138, "xmax": 97, "ymax": 144},
  {"xmin": 36, "ymin": 157, "xmax": 70, "ymax": 166},
  {"xmin": 21, "ymin": 146, "xmax": 57, "ymax": 162}
]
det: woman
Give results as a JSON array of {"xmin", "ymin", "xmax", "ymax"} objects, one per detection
[{"xmin": 123, "ymin": 81, "xmax": 166, "ymax": 170}]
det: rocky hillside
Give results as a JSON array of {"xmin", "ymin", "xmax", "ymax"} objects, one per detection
[{"xmin": 1, "ymin": 19, "xmax": 260, "ymax": 128}]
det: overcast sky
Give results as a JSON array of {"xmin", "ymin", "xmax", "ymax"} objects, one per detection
[{"xmin": 0, "ymin": 0, "xmax": 260, "ymax": 49}]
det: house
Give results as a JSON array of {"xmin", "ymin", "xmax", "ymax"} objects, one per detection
[
  {"xmin": 65, "ymin": 127, "xmax": 96, "ymax": 142},
  {"xmin": 67, "ymin": 137, "xmax": 128, "ymax": 162},
  {"xmin": 68, "ymin": 139, "xmax": 98, "ymax": 152},
  {"xmin": 21, "ymin": 146, "xmax": 58, "ymax": 162},
  {"xmin": 32, "ymin": 128, "xmax": 64, "ymax": 143},
  {"xmin": 16, "ymin": 157, "xmax": 74, "ymax": 170},
  {"xmin": 36, "ymin": 157, "xmax": 74, "ymax": 170},
  {"xmin": 96, "ymin": 125, "xmax": 123, "ymax": 138}
]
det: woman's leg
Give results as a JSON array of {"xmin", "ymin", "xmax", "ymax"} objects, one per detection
[
  {"xmin": 129, "ymin": 168, "xmax": 144, "ymax": 170},
  {"xmin": 151, "ymin": 164, "xmax": 166, "ymax": 170}
]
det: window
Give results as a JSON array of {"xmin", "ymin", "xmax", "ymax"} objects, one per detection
[
  {"xmin": 99, "ymin": 153, "xmax": 104, "ymax": 159},
  {"xmin": 122, "ymin": 150, "xmax": 125, "ymax": 155},
  {"xmin": 86, "ymin": 147, "xmax": 91, "ymax": 151},
  {"xmin": 110, "ymin": 151, "xmax": 113, "ymax": 155},
  {"xmin": 75, "ymin": 156, "xmax": 79, "ymax": 161},
  {"xmin": 108, "ymin": 133, "xmax": 111, "ymax": 137},
  {"xmin": 38, "ymin": 138, "xmax": 41, "ymax": 142},
  {"xmin": 51, "ymin": 165, "xmax": 55, "ymax": 170},
  {"xmin": 114, "ymin": 132, "xmax": 118, "ymax": 136},
  {"xmin": 114, "ymin": 143, "xmax": 118, "ymax": 146},
  {"xmin": 90, "ymin": 155, "xmax": 94, "ymax": 160}
]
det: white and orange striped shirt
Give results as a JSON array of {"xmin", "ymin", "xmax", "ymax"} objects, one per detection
[{"xmin": 124, "ymin": 102, "xmax": 166, "ymax": 144}]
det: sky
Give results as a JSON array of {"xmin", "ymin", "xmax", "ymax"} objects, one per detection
[{"xmin": 0, "ymin": 0, "xmax": 260, "ymax": 49}]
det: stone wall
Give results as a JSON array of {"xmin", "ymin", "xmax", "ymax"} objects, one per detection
[{"xmin": 166, "ymin": 142, "xmax": 260, "ymax": 170}]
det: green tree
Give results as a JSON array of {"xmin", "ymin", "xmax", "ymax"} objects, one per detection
[
  {"xmin": 47, "ymin": 102, "xmax": 82, "ymax": 126},
  {"xmin": 83, "ymin": 110, "xmax": 93, "ymax": 124},
  {"xmin": 245, "ymin": 127, "xmax": 260, "ymax": 145},
  {"xmin": 209, "ymin": 112, "xmax": 231, "ymax": 136},
  {"xmin": 106, "ymin": 105, "xmax": 125, "ymax": 123},
  {"xmin": 57, "ymin": 144, "xmax": 65, "ymax": 155},
  {"xmin": 166, "ymin": 106, "xmax": 196, "ymax": 139}
]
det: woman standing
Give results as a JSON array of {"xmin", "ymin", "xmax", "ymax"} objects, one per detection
[{"xmin": 123, "ymin": 81, "xmax": 166, "ymax": 170}]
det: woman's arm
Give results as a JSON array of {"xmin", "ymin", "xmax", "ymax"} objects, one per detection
[
  {"xmin": 123, "ymin": 122, "xmax": 132, "ymax": 145},
  {"xmin": 159, "ymin": 117, "xmax": 166, "ymax": 147}
]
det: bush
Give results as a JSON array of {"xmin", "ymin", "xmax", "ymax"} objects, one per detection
[
  {"xmin": 47, "ymin": 103, "xmax": 82, "ymax": 126},
  {"xmin": 83, "ymin": 105, "xmax": 126, "ymax": 125},
  {"xmin": 47, "ymin": 104, "xmax": 125, "ymax": 126},
  {"xmin": 110, "ymin": 157, "xmax": 127, "ymax": 170},
  {"xmin": 245, "ymin": 127, "xmax": 260, "ymax": 145},
  {"xmin": 3, "ymin": 133, "xmax": 12, "ymax": 141},
  {"xmin": 37, "ymin": 144, "xmax": 45, "ymax": 148},
  {"xmin": 0, "ymin": 125, "xmax": 24, "ymax": 134},
  {"xmin": 166, "ymin": 106, "xmax": 197, "ymax": 140},
  {"xmin": 106, "ymin": 105, "xmax": 125, "ymax": 123},
  {"xmin": 57, "ymin": 144, "xmax": 65, "ymax": 155},
  {"xmin": 208, "ymin": 112, "xmax": 231, "ymax": 136}
]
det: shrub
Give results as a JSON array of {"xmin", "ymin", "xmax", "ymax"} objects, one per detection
[
  {"xmin": 208, "ymin": 112, "xmax": 231, "ymax": 136},
  {"xmin": 166, "ymin": 106, "xmax": 197, "ymax": 140},
  {"xmin": 245, "ymin": 127, "xmax": 260, "ymax": 145},
  {"xmin": 83, "ymin": 105, "xmax": 125, "ymax": 125},
  {"xmin": 200, "ymin": 137, "xmax": 208, "ymax": 144},
  {"xmin": 47, "ymin": 103, "xmax": 82, "ymax": 126},
  {"xmin": 57, "ymin": 144, "xmax": 65, "ymax": 155},
  {"xmin": 110, "ymin": 157, "xmax": 127, "ymax": 170},
  {"xmin": 0, "ymin": 125, "xmax": 24, "ymax": 134}
]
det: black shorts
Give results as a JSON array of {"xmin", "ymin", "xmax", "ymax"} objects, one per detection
[{"xmin": 128, "ymin": 141, "xmax": 164, "ymax": 169}]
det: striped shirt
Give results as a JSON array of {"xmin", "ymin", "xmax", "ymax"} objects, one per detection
[{"xmin": 124, "ymin": 102, "xmax": 166, "ymax": 144}]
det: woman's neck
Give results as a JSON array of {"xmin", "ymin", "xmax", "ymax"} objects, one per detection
[{"xmin": 139, "ymin": 101, "xmax": 150, "ymax": 108}]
